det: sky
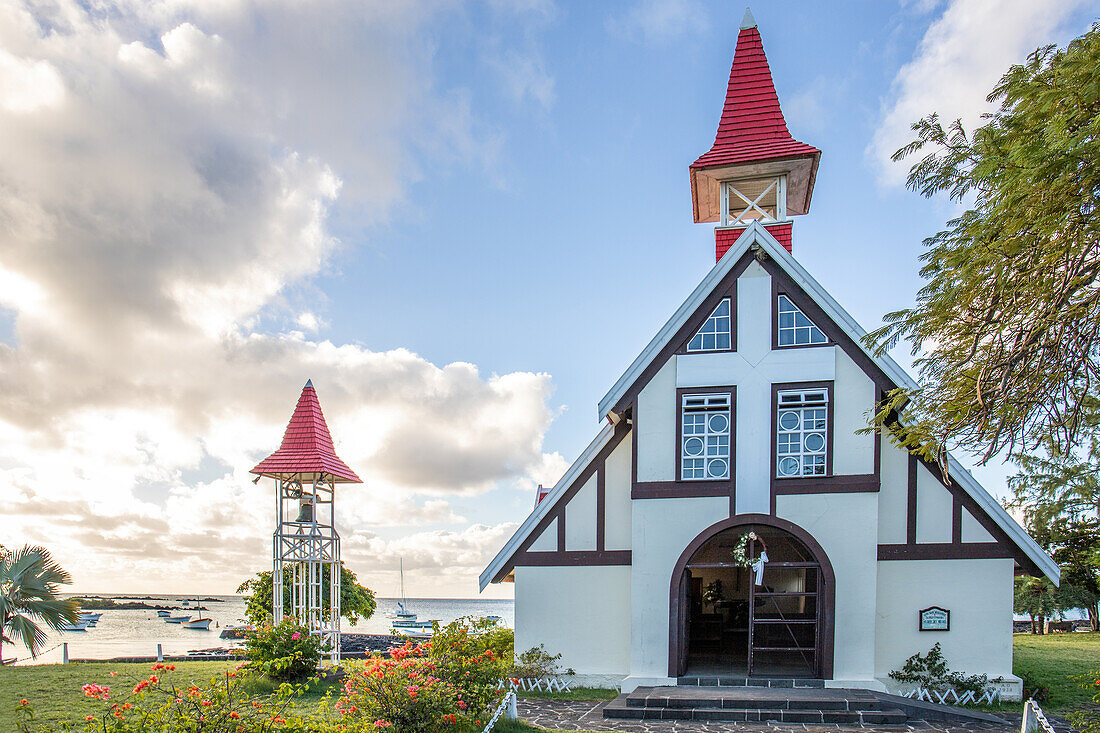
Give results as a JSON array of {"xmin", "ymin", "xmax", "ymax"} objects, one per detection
[{"xmin": 1, "ymin": 0, "xmax": 1097, "ymax": 599}]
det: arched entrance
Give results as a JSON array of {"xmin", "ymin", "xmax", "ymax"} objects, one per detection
[{"xmin": 668, "ymin": 514, "xmax": 834, "ymax": 679}]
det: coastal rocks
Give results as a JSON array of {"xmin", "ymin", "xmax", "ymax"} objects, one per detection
[{"xmin": 340, "ymin": 633, "xmax": 403, "ymax": 656}]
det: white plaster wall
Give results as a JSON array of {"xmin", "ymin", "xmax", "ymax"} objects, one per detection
[
  {"xmin": 874, "ymin": 558, "xmax": 1015, "ymax": 682},
  {"xmin": 629, "ymin": 496, "xmax": 728, "ymax": 681},
  {"xmin": 832, "ymin": 348, "xmax": 875, "ymax": 476},
  {"xmin": 878, "ymin": 442, "xmax": 909, "ymax": 544},
  {"xmin": 528, "ymin": 519, "xmax": 557, "ymax": 552},
  {"xmin": 565, "ymin": 474, "xmax": 597, "ymax": 551},
  {"xmin": 962, "ymin": 509, "xmax": 995, "ymax": 543},
  {"xmin": 776, "ymin": 493, "xmax": 879, "ymax": 682},
  {"xmin": 636, "ymin": 359, "xmax": 676, "ymax": 482},
  {"xmin": 916, "ymin": 465, "xmax": 953, "ymax": 543},
  {"xmin": 604, "ymin": 431, "xmax": 633, "ymax": 550},
  {"xmin": 515, "ymin": 565, "xmax": 631, "ymax": 675},
  {"xmin": 737, "ymin": 260, "xmax": 771, "ymax": 363}
]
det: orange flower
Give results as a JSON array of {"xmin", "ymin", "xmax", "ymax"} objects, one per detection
[
  {"xmin": 167, "ymin": 664, "xmax": 176, "ymax": 671},
  {"xmin": 109, "ymin": 672, "xmax": 118, "ymax": 677},
  {"xmin": 19, "ymin": 699, "xmax": 28, "ymax": 706},
  {"xmin": 85, "ymin": 715, "xmax": 94, "ymax": 721},
  {"xmin": 230, "ymin": 711, "xmax": 241, "ymax": 719}
]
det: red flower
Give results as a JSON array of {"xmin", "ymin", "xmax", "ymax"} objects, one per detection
[{"xmin": 19, "ymin": 699, "xmax": 27, "ymax": 706}]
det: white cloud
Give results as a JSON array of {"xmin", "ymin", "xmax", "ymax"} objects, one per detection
[
  {"xmin": 612, "ymin": 0, "xmax": 707, "ymax": 45},
  {"xmin": 871, "ymin": 0, "xmax": 1090, "ymax": 185},
  {"xmin": 0, "ymin": 0, "xmax": 558, "ymax": 598}
]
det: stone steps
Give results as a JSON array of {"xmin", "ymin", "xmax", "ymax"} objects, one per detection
[{"xmin": 603, "ymin": 685, "xmax": 908, "ymax": 725}]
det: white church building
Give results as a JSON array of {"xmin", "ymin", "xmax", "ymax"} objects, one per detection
[{"xmin": 480, "ymin": 13, "xmax": 1057, "ymax": 700}]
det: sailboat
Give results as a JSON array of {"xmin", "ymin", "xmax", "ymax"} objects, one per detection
[{"xmin": 391, "ymin": 559, "xmax": 433, "ymax": 630}]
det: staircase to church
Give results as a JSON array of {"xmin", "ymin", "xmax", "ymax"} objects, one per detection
[{"xmin": 603, "ymin": 681, "xmax": 910, "ymax": 724}]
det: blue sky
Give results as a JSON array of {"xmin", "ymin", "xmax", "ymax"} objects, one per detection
[{"xmin": 1, "ymin": 0, "xmax": 1096, "ymax": 598}]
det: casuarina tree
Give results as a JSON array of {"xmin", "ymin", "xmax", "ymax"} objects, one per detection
[{"xmin": 866, "ymin": 25, "xmax": 1100, "ymax": 471}]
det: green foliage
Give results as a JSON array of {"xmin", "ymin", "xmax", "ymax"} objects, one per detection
[
  {"xmin": 15, "ymin": 662, "xmax": 328, "ymax": 732},
  {"xmin": 702, "ymin": 580, "xmax": 724, "ymax": 608},
  {"xmin": 865, "ymin": 24, "xmax": 1100, "ymax": 467},
  {"xmin": 0, "ymin": 545, "xmax": 79, "ymax": 662},
  {"xmin": 338, "ymin": 619, "xmax": 513, "ymax": 732},
  {"xmin": 244, "ymin": 617, "xmax": 324, "ymax": 682},
  {"xmin": 511, "ymin": 645, "xmax": 566, "ymax": 679},
  {"xmin": 236, "ymin": 563, "xmax": 376, "ymax": 627},
  {"xmin": 1071, "ymin": 671, "xmax": 1100, "ymax": 733},
  {"xmin": 1010, "ymin": 420, "xmax": 1100, "ymax": 628},
  {"xmin": 888, "ymin": 643, "xmax": 989, "ymax": 694}
]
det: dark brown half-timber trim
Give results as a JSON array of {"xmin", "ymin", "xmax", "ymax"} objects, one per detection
[
  {"xmin": 770, "ymin": 380, "xmax": 837, "ymax": 513},
  {"xmin": 667, "ymin": 514, "xmax": 835, "ymax": 679},
  {"xmin": 490, "ymin": 421, "xmax": 631, "ymax": 583},
  {"xmin": 888, "ymin": 453, "xmax": 1042, "ymax": 576},
  {"xmin": 676, "ymin": 294, "xmax": 736, "ymax": 356},
  {"xmin": 759, "ymin": 255, "xmax": 895, "ymax": 392},
  {"xmin": 514, "ymin": 550, "xmax": 631, "ymax": 567},
  {"xmin": 878, "ymin": 543, "xmax": 1012, "ymax": 561},
  {"xmin": 906, "ymin": 454, "xmax": 918, "ymax": 545},
  {"xmin": 773, "ymin": 474, "xmax": 879, "ymax": 494},
  {"xmin": 772, "ymin": 279, "xmax": 834, "ymax": 351},
  {"xmin": 632, "ymin": 482, "xmax": 731, "ymax": 499},
  {"xmin": 611, "ymin": 251, "xmax": 755, "ymax": 415}
]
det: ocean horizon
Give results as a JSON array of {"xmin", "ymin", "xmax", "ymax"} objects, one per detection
[{"xmin": 9, "ymin": 594, "xmax": 514, "ymax": 666}]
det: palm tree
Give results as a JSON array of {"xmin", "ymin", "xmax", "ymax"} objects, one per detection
[{"xmin": 0, "ymin": 545, "xmax": 79, "ymax": 663}]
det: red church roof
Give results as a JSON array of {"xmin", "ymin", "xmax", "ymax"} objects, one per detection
[
  {"xmin": 690, "ymin": 12, "xmax": 820, "ymax": 171},
  {"xmin": 250, "ymin": 380, "xmax": 362, "ymax": 483}
]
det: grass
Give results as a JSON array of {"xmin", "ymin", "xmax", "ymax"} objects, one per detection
[
  {"xmin": 4, "ymin": 635, "xmax": 1097, "ymax": 729},
  {"xmin": 1012, "ymin": 631, "xmax": 1100, "ymax": 712}
]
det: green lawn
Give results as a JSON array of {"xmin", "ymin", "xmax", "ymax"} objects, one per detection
[
  {"xmin": 3, "ymin": 635, "xmax": 1097, "ymax": 729},
  {"xmin": 1012, "ymin": 631, "xmax": 1100, "ymax": 711}
]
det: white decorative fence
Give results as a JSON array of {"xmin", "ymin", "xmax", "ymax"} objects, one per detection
[
  {"xmin": 497, "ymin": 677, "xmax": 573, "ymax": 693},
  {"xmin": 481, "ymin": 690, "xmax": 518, "ymax": 733},
  {"xmin": 902, "ymin": 687, "xmax": 1001, "ymax": 705},
  {"xmin": 1021, "ymin": 699, "xmax": 1057, "ymax": 733}
]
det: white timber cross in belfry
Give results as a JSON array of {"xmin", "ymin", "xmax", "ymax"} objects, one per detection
[{"xmin": 250, "ymin": 379, "xmax": 362, "ymax": 663}]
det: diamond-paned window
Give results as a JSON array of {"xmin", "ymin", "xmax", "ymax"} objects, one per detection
[
  {"xmin": 687, "ymin": 298, "xmax": 732, "ymax": 352},
  {"xmin": 776, "ymin": 389, "xmax": 828, "ymax": 478},
  {"xmin": 682, "ymin": 393, "xmax": 731, "ymax": 480},
  {"xmin": 778, "ymin": 295, "xmax": 827, "ymax": 346}
]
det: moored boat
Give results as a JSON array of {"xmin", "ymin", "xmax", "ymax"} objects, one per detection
[
  {"xmin": 157, "ymin": 610, "xmax": 171, "ymax": 617},
  {"xmin": 165, "ymin": 616, "xmax": 191, "ymax": 623},
  {"xmin": 183, "ymin": 617, "xmax": 213, "ymax": 630},
  {"xmin": 58, "ymin": 620, "xmax": 88, "ymax": 631}
]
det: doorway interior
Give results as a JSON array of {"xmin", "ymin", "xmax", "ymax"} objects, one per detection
[{"xmin": 680, "ymin": 523, "xmax": 826, "ymax": 678}]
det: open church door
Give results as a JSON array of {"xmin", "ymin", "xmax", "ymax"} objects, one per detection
[{"xmin": 674, "ymin": 569, "xmax": 692, "ymax": 677}]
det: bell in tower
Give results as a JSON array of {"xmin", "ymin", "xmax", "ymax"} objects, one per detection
[
  {"xmin": 250, "ymin": 380, "xmax": 362, "ymax": 664},
  {"xmin": 690, "ymin": 8, "xmax": 821, "ymax": 260}
]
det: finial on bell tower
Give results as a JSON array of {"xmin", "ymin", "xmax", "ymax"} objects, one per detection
[{"xmin": 690, "ymin": 12, "xmax": 820, "ymax": 260}]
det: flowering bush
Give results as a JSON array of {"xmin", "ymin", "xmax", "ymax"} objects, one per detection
[
  {"xmin": 245, "ymin": 616, "xmax": 324, "ymax": 681},
  {"xmin": 337, "ymin": 618, "xmax": 509, "ymax": 732},
  {"xmin": 1070, "ymin": 671, "xmax": 1100, "ymax": 733},
  {"xmin": 16, "ymin": 662, "xmax": 325, "ymax": 732}
]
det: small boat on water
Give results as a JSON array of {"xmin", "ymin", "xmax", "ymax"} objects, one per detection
[
  {"xmin": 483, "ymin": 615, "xmax": 503, "ymax": 623},
  {"xmin": 183, "ymin": 617, "xmax": 213, "ymax": 630},
  {"xmin": 156, "ymin": 610, "xmax": 171, "ymax": 617},
  {"xmin": 58, "ymin": 620, "xmax": 88, "ymax": 632},
  {"xmin": 165, "ymin": 616, "xmax": 191, "ymax": 624},
  {"xmin": 79, "ymin": 612, "xmax": 102, "ymax": 622},
  {"xmin": 390, "ymin": 559, "xmax": 435, "ymax": 630},
  {"xmin": 394, "ymin": 627, "xmax": 432, "ymax": 639}
]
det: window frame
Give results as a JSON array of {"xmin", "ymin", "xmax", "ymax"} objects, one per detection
[
  {"xmin": 676, "ymin": 386, "xmax": 736, "ymax": 483},
  {"xmin": 772, "ymin": 290, "xmax": 832, "ymax": 351},
  {"xmin": 771, "ymin": 381, "xmax": 833, "ymax": 482},
  {"xmin": 685, "ymin": 297, "xmax": 733, "ymax": 353}
]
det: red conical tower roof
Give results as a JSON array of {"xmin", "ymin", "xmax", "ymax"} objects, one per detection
[
  {"xmin": 250, "ymin": 380, "xmax": 362, "ymax": 483},
  {"xmin": 690, "ymin": 9, "xmax": 820, "ymax": 224}
]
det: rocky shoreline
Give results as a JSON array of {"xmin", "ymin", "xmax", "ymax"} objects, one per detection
[{"xmin": 71, "ymin": 633, "xmax": 405, "ymax": 664}]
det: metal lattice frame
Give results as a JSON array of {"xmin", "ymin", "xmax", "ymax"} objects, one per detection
[{"xmin": 272, "ymin": 473, "xmax": 342, "ymax": 663}]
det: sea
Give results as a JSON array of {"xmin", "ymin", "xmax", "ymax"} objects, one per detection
[{"xmin": 8, "ymin": 595, "xmax": 514, "ymax": 666}]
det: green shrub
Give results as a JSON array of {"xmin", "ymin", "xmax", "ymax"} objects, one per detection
[
  {"xmin": 888, "ymin": 642, "xmax": 989, "ymax": 694},
  {"xmin": 244, "ymin": 617, "xmax": 324, "ymax": 681},
  {"xmin": 512, "ymin": 645, "xmax": 567, "ymax": 679},
  {"xmin": 16, "ymin": 662, "xmax": 325, "ymax": 732}
]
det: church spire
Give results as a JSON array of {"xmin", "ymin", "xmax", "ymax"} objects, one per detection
[{"xmin": 690, "ymin": 10, "xmax": 820, "ymax": 260}]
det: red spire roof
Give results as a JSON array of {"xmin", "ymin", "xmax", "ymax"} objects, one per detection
[
  {"xmin": 250, "ymin": 380, "xmax": 362, "ymax": 483},
  {"xmin": 691, "ymin": 18, "xmax": 820, "ymax": 171}
]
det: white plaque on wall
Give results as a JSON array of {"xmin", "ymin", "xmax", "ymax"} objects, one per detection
[{"xmin": 919, "ymin": 606, "xmax": 950, "ymax": 631}]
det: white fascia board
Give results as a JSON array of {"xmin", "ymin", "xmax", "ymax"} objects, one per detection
[
  {"xmin": 479, "ymin": 421, "xmax": 616, "ymax": 591},
  {"xmin": 596, "ymin": 221, "xmax": 1057, "ymax": 583},
  {"xmin": 597, "ymin": 225, "xmax": 760, "ymax": 419}
]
